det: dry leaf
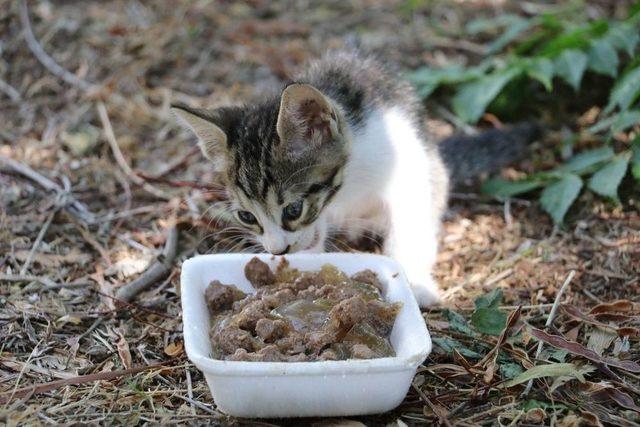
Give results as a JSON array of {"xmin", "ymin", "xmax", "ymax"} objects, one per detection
[
  {"xmin": 530, "ymin": 328, "xmax": 640, "ymax": 372},
  {"xmin": 502, "ymin": 363, "xmax": 586, "ymax": 388},
  {"xmin": 580, "ymin": 411, "xmax": 604, "ymax": 427},
  {"xmin": 164, "ymin": 341, "xmax": 184, "ymax": 357},
  {"xmin": 591, "ymin": 386, "xmax": 640, "ymax": 412},
  {"xmin": 114, "ymin": 328, "xmax": 132, "ymax": 370},
  {"xmin": 91, "ymin": 265, "xmax": 115, "ymax": 311},
  {"xmin": 557, "ymin": 414, "xmax": 581, "ymax": 427},
  {"xmin": 586, "ymin": 328, "xmax": 616, "ymax": 356},
  {"xmin": 525, "ymin": 408, "xmax": 546, "ymax": 423},
  {"xmin": 590, "ymin": 300, "xmax": 634, "ymax": 314},
  {"xmin": 56, "ymin": 314, "xmax": 82, "ymax": 326}
]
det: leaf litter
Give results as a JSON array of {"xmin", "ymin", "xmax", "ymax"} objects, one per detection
[{"xmin": 1, "ymin": 0, "xmax": 639, "ymax": 425}]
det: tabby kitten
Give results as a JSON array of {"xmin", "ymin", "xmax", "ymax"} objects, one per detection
[{"xmin": 172, "ymin": 51, "xmax": 538, "ymax": 306}]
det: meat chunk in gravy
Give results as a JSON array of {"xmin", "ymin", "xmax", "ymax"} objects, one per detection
[
  {"xmin": 207, "ymin": 257, "xmax": 401, "ymax": 362},
  {"xmin": 204, "ymin": 280, "xmax": 245, "ymax": 313}
]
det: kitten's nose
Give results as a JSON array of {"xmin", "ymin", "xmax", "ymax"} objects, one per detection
[{"xmin": 271, "ymin": 245, "xmax": 290, "ymax": 255}]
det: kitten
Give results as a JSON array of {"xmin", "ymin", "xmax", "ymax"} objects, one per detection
[{"xmin": 172, "ymin": 51, "xmax": 540, "ymax": 306}]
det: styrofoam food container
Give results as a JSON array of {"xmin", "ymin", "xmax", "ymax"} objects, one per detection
[{"xmin": 180, "ymin": 253, "xmax": 431, "ymax": 418}]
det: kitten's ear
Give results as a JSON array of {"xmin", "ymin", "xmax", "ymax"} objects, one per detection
[
  {"xmin": 171, "ymin": 103, "xmax": 231, "ymax": 170},
  {"xmin": 276, "ymin": 83, "xmax": 340, "ymax": 156}
]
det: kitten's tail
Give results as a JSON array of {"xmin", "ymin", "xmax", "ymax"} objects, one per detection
[{"xmin": 438, "ymin": 123, "xmax": 543, "ymax": 183}]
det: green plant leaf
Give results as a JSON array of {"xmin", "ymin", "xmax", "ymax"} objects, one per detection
[
  {"xmin": 540, "ymin": 174, "xmax": 583, "ymax": 224},
  {"xmin": 587, "ymin": 39, "xmax": 619, "ymax": 77},
  {"xmin": 432, "ymin": 336, "xmax": 482, "ymax": 358},
  {"xmin": 604, "ymin": 66, "xmax": 640, "ymax": 113},
  {"xmin": 588, "ymin": 153, "xmax": 631, "ymax": 200},
  {"xmin": 487, "ymin": 17, "xmax": 533, "ymax": 54},
  {"xmin": 471, "ymin": 307, "xmax": 508, "ymax": 335},
  {"xmin": 466, "ymin": 14, "xmax": 522, "ymax": 34},
  {"xmin": 606, "ymin": 23, "xmax": 640, "ymax": 56},
  {"xmin": 474, "ymin": 288, "xmax": 503, "ymax": 309},
  {"xmin": 554, "ymin": 49, "xmax": 588, "ymax": 90},
  {"xmin": 481, "ymin": 177, "xmax": 545, "ymax": 198},
  {"xmin": 452, "ymin": 68, "xmax": 521, "ymax": 123},
  {"xmin": 540, "ymin": 20, "xmax": 608, "ymax": 56},
  {"xmin": 559, "ymin": 147, "xmax": 615, "ymax": 173},
  {"xmin": 443, "ymin": 309, "xmax": 476, "ymax": 336},
  {"xmin": 547, "ymin": 348, "xmax": 570, "ymax": 363},
  {"xmin": 589, "ymin": 110, "xmax": 640, "ymax": 134},
  {"xmin": 408, "ymin": 63, "xmax": 491, "ymax": 99},
  {"xmin": 501, "ymin": 362, "xmax": 524, "ymax": 380},
  {"xmin": 526, "ymin": 57, "xmax": 554, "ymax": 91},
  {"xmin": 502, "ymin": 363, "xmax": 586, "ymax": 388},
  {"xmin": 610, "ymin": 110, "xmax": 640, "ymax": 133}
]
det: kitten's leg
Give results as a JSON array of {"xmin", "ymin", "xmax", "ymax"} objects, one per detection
[
  {"xmin": 383, "ymin": 164, "xmax": 443, "ymax": 307},
  {"xmin": 384, "ymin": 204, "xmax": 440, "ymax": 307}
]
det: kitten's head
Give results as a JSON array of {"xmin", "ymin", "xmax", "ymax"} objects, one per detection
[{"xmin": 172, "ymin": 83, "xmax": 350, "ymax": 254}]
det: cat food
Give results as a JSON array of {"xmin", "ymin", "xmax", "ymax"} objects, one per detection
[{"xmin": 205, "ymin": 257, "xmax": 402, "ymax": 362}]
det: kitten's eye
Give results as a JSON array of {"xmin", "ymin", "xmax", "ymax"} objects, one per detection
[
  {"xmin": 283, "ymin": 200, "xmax": 304, "ymax": 221},
  {"xmin": 237, "ymin": 210, "xmax": 258, "ymax": 225}
]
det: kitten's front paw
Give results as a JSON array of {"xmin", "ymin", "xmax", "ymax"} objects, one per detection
[{"xmin": 410, "ymin": 279, "xmax": 441, "ymax": 307}]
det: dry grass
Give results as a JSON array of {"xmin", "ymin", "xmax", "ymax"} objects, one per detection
[{"xmin": 1, "ymin": 1, "xmax": 639, "ymax": 425}]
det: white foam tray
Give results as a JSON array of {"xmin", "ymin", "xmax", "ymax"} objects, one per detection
[{"xmin": 180, "ymin": 253, "xmax": 431, "ymax": 418}]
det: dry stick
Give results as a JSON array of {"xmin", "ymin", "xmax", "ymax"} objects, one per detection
[
  {"xmin": 521, "ymin": 270, "xmax": 576, "ymax": 397},
  {"xmin": 0, "ymin": 77, "xmax": 22, "ymax": 102},
  {"xmin": 1, "ymin": 274, "xmax": 91, "ymax": 290},
  {"xmin": 96, "ymin": 101, "xmax": 171, "ymax": 201},
  {"xmin": 185, "ymin": 367, "xmax": 196, "ymax": 415},
  {"xmin": 412, "ymin": 384, "xmax": 453, "ymax": 427},
  {"xmin": 19, "ymin": 0, "xmax": 96, "ymax": 92},
  {"xmin": 67, "ymin": 214, "xmax": 113, "ymax": 267},
  {"xmin": 21, "ymin": 0, "xmax": 166, "ymax": 126},
  {"xmin": 149, "ymin": 145, "xmax": 200, "ymax": 178},
  {"xmin": 0, "ymin": 274, "xmax": 56, "ymax": 288},
  {"xmin": 3, "ymin": 339, "xmax": 43, "ymax": 408},
  {"xmin": 19, "ymin": 207, "xmax": 58, "ymax": 275},
  {"xmin": 0, "ymin": 361, "xmax": 173, "ymax": 403},
  {"xmin": 115, "ymin": 226, "xmax": 179, "ymax": 302},
  {"xmin": 0, "ymin": 155, "xmax": 95, "ymax": 223}
]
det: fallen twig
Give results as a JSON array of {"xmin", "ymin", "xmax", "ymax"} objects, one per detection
[
  {"xmin": 67, "ymin": 214, "xmax": 113, "ymax": 267},
  {"xmin": 115, "ymin": 225, "xmax": 179, "ymax": 302},
  {"xmin": 19, "ymin": 0, "xmax": 96, "ymax": 92},
  {"xmin": 1, "ymin": 274, "xmax": 92, "ymax": 290},
  {"xmin": 0, "ymin": 77, "xmax": 22, "ymax": 102},
  {"xmin": 96, "ymin": 101, "xmax": 172, "ymax": 201},
  {"xmin": 0, "ymin": 155, "xmax": 95, "ymax": 223},
  {"xmin": 0, "ymin": 360, "xmax": 174, "ymax": 403},
  {"xmin": 148, "ymin": 145, "xmax": 200, "ymax": 178},
  {"xmin": 135, "ymin": 172, "xmax": 220, "ymax": 191},
  {"xmin": 412, "ymin": 383, "xmax": 453, "ymax": 427},
  {"xmin": 19, "ymin": 207, "xmax": 58, "ymax": 275},
  {"xmin": 3, "ymin": 339, "xmax": 43, "ymax": 407},
  {"xmin": 522, "ymin": 270, "xmax": 576, "ymax": 396}
]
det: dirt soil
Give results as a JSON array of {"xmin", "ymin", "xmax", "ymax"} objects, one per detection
[{"xmin": 1, "ymin": 1, "xmax": 638, "ymax": 426}]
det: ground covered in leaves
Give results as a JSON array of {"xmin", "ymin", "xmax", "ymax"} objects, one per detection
[{"xmin": 1, "ymin": 1, "xmax": 639, "ymax": 425}]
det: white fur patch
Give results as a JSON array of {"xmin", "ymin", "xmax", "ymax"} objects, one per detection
[{"xmin": 325, "ymin": 107, "xmax": 447, "ymax": 307}]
